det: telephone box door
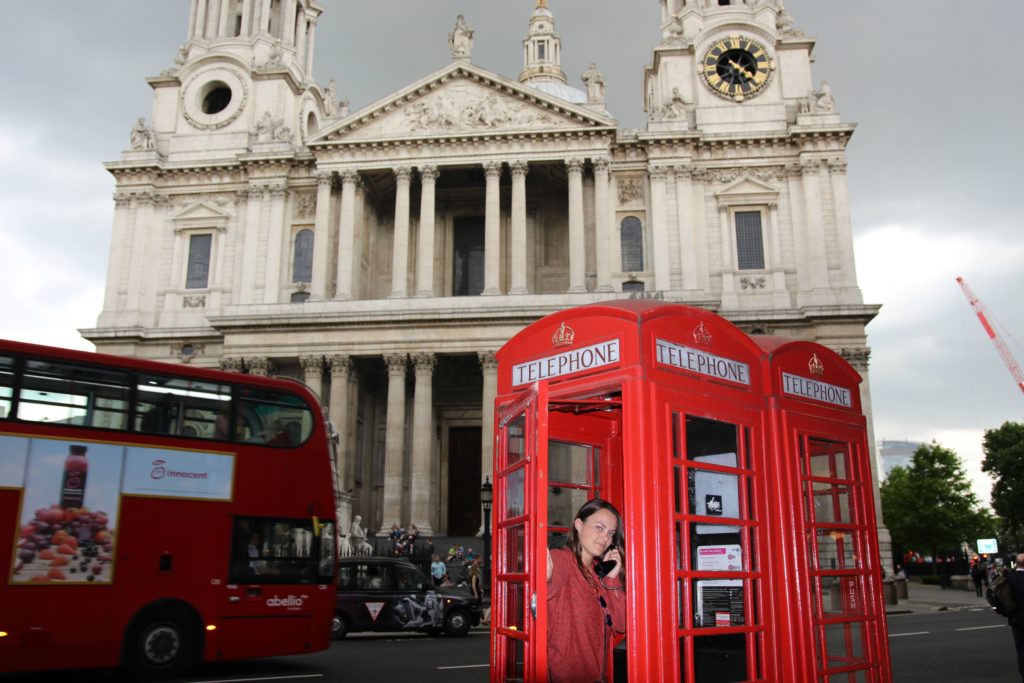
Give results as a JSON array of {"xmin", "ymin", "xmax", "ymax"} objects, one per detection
[
  {"xmin": 492, "ymin": 384, "xmax": 550, "ymax": 683},
  {"xmin": 784, "ymin": 414, "xmax": 891, "ymax": 682}
]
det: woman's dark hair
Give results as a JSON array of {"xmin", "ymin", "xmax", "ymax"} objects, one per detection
[{"xmin": 564, "ymin": 498, "xmax": 624, "ymax": 573}]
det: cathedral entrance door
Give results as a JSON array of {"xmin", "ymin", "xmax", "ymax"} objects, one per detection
[
  {"xmin": 446, "ymin": 426, "xmax": 482, "ymax": 535},
  {"xmin": 452, "ymin": 216, "xmax": 484, "ymax": 296}
]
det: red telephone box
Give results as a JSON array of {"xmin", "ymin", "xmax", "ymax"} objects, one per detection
[
  {"xmin": 753, "ymin": 336, "xmax": 892, "ymax": 682},
  {"xmin": 490, "ymin": 301, "xmax": 891, "ymax": 683}
]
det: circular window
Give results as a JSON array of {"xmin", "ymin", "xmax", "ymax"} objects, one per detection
[
  {"xmin": 181, "ymin": 66, "xmax": 248, "ymax": 130},
  {"xmin": 201, "ymin": 82, "xmax": 233, "ymax": 114}
]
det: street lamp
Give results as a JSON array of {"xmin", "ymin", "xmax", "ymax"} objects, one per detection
[{"xmin": 481, "ymin": 476, "xmax": 493, "ymax": 588}]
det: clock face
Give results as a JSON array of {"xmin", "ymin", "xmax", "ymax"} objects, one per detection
[{"xmin": 701, "ymin": 36, "xmax": 773, "ymax": 101}]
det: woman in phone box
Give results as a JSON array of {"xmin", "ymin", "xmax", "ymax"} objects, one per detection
[{"xmin": 546, "ymin": 498, "xmax": 626, "ymax": 683}]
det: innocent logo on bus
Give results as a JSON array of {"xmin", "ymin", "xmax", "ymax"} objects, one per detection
[
  {"xmin": 267, "ymin": 595, "xmax": 305, "ymax": 608},
  {"xmin": 149, "ymin": 459, "xmax": 210, "ymax": 480}
]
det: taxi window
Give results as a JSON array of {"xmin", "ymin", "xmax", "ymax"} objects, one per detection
[
  {"xmin": 395, "ymin": 564, "xmax": 429, "ymax": 590},
  {"xmin": 353, "ymin": 563, "xmax": 393, "ymax": 590}
]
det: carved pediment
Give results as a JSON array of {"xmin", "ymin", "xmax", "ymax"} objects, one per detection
[
  {"xmin": 312, "ymin": 63, "xmax": 614, "ymax": 145},
  {"xmin": 171, "ymin": 202, "xmax": 232, "ymax": 228},
  {"xmin": 715, "ymin": 175, "xmax": 780, "ymax": 206}
]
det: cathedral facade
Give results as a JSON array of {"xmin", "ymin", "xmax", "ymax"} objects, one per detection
[{"xmin": 86, "ymin": 0, "xmax": 884, "ymax": 556}]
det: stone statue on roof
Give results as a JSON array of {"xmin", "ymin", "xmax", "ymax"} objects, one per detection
[{"xmin": 449, "ymin": 15, "xmax": 474, "ymax": 61}]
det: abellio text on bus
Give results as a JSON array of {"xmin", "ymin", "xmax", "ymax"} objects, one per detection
[{"xmin": 490, "ymin": 301, "xmax": 891, "ymax": 683}]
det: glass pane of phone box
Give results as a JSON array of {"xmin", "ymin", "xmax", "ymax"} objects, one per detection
[{"xmin": 680, "ymin": 634, "xmax": 749, "ymax": 683}]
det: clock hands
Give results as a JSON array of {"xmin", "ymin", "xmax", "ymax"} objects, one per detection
[{"xmin": 728, "ymin": 59, "xmax": 754, "ymax": 81}]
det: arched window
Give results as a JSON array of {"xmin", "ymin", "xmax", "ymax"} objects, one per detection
[
  {"xmin": 622, "ymin": 280, "xmax": 645, "ymax": 293},
  {"xmin": 292, "ymin": 229, "xmax": 313, "ymax": 283},
  {"xmin": 620, "ymin": 216, "xmax": 644, "ymax": 272}
]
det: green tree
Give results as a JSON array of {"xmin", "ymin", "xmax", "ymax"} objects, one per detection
[
  {"xmin": 981, "ymin": 421, "xmax": 1024, "ymax": 548},
  {"xmin": 881, "ymin": 442, "xmax": 992, "ymax": 563}
]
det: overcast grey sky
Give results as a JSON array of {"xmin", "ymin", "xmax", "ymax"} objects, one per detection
[{"xmin": 1, "ymin": 1, "xmax": 1022, "ymax": 503}]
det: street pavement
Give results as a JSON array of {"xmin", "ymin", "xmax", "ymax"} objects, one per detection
[{"xmin": 887, "ymin": 578, "xmax": 995, "ymax": 614}]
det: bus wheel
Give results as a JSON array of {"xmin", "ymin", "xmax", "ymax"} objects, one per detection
[{"xmin": 126, "ymin": 608, "xmax": 198, "ymax": 679}]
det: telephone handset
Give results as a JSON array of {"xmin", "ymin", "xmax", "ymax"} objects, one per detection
[{"xmin": 594, "ymin": 546, "xmax": 618, "ymax": 578}]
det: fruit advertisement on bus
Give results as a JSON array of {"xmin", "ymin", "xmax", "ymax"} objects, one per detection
[
  {"xmin": 7, "ymin": 435, "xmax": 122, "ymax": 585},
  {"xmin": 5, "ymin": 433, "xmax": 235, "ymax": 585}
]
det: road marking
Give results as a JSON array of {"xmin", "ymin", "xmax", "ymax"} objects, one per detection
[
  {"xmin": 203, "ymin": 675, "xmax": 324, "ymax": 683},
  {"xmin": 437, "ymin": 664, "xmax": 490, "ymax": 670},
  {"xmin": 957, "ymin": 625, "xmax": 1003, "ymax": 631},
  {"xmin": 889, "ymin": 631, "xmax": 929, "ymax": 637}
]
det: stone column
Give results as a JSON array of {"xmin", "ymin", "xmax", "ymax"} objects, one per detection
[
  {"xmin": 334, "ymin": 170, "xmax": 358, "ymax": 300},
  {"xmin": 328, "ymin": 355, "xmax": 354, "ymax": 534},
  {"xmin": 649, "ymin": 165, "xmax": 671, "ymax": 292},
  {"xmin": 282, "ymin": 0, "xmax": 297, "ymax": 45},
  {"xmin": 263, "ymin": 183, "xmax": 287, "ymax": 304},
  {"xmin": 102, "ymin": 193, "xmax": 131, "ymax": 312},
  {"xmin": 593, "ymin": 157, "xmax": 614, "ymax": 292},
  {"xmin": 259, "ymin": 0, "xmax": 271, "ymax": 33},
  {"xmin": 124, "ymin": 193, "xmax": 151, "ymax": 312},
  {"xmin": 785, "ymin": 164, "xmax": 811, "ymax": 296},
  {"xmin": 390, "ymin": 166, "xmax": 412, "ymax": 298},
  {"xmin": 509, "ymin": 161, "xmax": 529, "ymax": 295},
  {"xmin": 379, "ymin": 353, "xmax": 408, "ymax": 534},
  {"xmin": 416, "ymin": 165, "xmax": 439, "ymax": 297},
  {"xmin": 829, "ymin": 158, "xmax": 859, "ymax": 289},
  {"xmin": 479, "ymin": 351, "xmax": 498, "ymax": 496},
  {"xmin": 801, "ymin": 159, "xmax": 831, "ymax": 298},
  {"xmin": 188, "ymin": 0, "xmax": 201, "ymax": 39},
  {"xmin": 304, "ymin": 17, "xmax": 316, "ymax": 75},
  {"xmin": 483, "ymin": 161, "xmax": 502, "ymax": 295},
  {"xmin": 294, "ymin": 12, "xmax": 308, "ymax": 62},
  {"xmin": 299, "ymin": 355, "xmax": 324, "ymax": 400},
  {"xmin": 218, "ymin": 0, "xmax": 233, "ymax": 36},
  {"xmin": 674, "ymin": 164, "xmax": 698, "ymax": 290},
  {"xmin": 718, "ymin": 203, "xmax": 739, "ymax": 308},
  {"xmin": 566, "ymin": 158, "xmax": 587, "ymax": 293},
  {"xmin": 310, "ymin": 171, "xmax": 332, "ymax": 300},
  {"xmin": 203, "ymin": 0, "xmax": 218, "ymax": 38},
  {"xmin": 241, "ymin": 0, "xmax": 254, "ymax": 37},
  {"xmin": 410, "ymin": 353, "xmax": 436, "ymax": 536},
  {"xmin": 767, "ymin": 202, "xmax": 789, "ymax": 307}
]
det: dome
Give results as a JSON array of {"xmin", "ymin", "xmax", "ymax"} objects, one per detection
[{"xmin": 526, "ymin": 81, "xmax": 588, "ymax": 105}]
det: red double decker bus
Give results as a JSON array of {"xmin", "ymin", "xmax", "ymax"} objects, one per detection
[{"xmin": 0, "ymin": 339, "xmax": 339, "ymax": 678}]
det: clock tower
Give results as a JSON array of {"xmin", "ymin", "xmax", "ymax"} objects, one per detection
[{"xmin": 645, "ymin": 0, "xmax": 836, "ymax": 135}]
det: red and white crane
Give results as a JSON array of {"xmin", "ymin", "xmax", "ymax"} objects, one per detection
[{"xmin": 957, "ymin": 276, "xmax": 1024, "ymax": 395}]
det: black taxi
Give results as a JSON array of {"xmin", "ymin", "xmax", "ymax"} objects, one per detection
[{"xmin": 332, "ymin": 556, "xmax": 481, "ymax": 638}]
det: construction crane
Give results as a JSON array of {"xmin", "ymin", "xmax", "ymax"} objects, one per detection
[{"xmin": 957, "ymin": 276, "xmax": 1024, "ymax": 395}]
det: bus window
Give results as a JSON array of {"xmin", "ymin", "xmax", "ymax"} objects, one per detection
[
  {"xmin": 135, "ymin": 374, "xmax": 231, "ymax": 438},
  {"xmin": 236, "ymin": 387, "xmax": 313, "ymax": 446},
  {"xmin": 230, "ymin": 516, "xmax": 334, "ymax": 584},
  {"xmin": 0, "ymin": 355, "xmax": 13, "ymax": 419},
  {"xmin": 17, "ymin": 359, "xmax": 130, "ymax": 429}
]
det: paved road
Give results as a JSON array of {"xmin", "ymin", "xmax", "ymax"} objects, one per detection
[
  {"xmin": 6, "ymin": 609, "xmax": 1023, "ymax": 682},
  {"xmin": 889, "ymin": 605, "xmax": 1019, "ymax": 682}
]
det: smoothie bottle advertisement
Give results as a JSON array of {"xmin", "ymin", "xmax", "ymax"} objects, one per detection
[{"xmin": 9, "ymin": 436, "xmax": 122, "ymax": 585}]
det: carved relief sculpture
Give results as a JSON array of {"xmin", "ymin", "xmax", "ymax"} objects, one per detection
[
  {"xmin": 617, "ymin": 178, "xmax": 644, "ymax": 204},
  {"xmin": 401, "ymin": 83, "xmax": 557, "ymax": 133},
  {"xmin": 254, "ymin": 111, "xmax": 292, "ymax": 142}
]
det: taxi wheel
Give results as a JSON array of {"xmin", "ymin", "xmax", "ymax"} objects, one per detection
[
  {"xmin": 444, "ymin": 609, "xmax": 471, "ymax": 637},
  {"xmin": 331, "ymin": 612, "xmax": 349, "ymax": 640}
]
